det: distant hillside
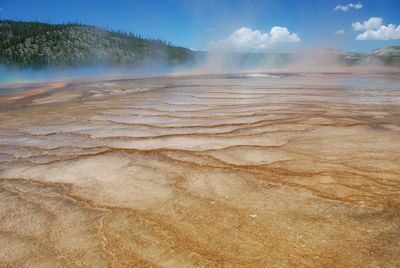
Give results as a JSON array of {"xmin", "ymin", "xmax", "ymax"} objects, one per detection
[
  {"xmin": 366, "ymin": 46, "xmax": 400, "ymax": 66},
  {"xmin": 1, "ymin": 20, "xmax": 399, "ymax": 70},
  {"xmin": 0, "ymin": 20, "xmax": 194, "ymax": 68},
  {"xmin": 369, "ymin": 46, "xmax": 400, "ymax": 56},
  {"xmin": 334, "ymin": 46, "xmax": 400, "ymax": 66}
]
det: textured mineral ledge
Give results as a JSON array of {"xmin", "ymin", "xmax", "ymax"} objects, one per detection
[{"xmin": 0, "ymin": 72, "xmax": 399, "ymax": 267}]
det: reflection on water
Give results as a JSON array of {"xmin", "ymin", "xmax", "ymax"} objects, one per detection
[{"xmin": 0, "ymin": 64, "xmax": 172, "ymax": 84}]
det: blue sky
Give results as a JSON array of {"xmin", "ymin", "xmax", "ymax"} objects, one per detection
[{"xmin": 0, "ymin": 0, "xmax": 399, "ymax": 52}]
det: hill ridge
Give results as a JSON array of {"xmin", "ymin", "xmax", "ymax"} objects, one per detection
[{"xmin": 0, "ymin": 20, "xmax": 193, "ymax": 68}]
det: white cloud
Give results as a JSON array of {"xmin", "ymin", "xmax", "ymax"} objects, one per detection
[
  {"xmin": 352, "ymin": 17, "xmax": 383, "ymax": 31},
  {"xmin": 334, "ymin": 3, "xmax": 363, "ymax": 12},
  {"xmin": 207, "ymin": 26, "xmax": 300, "ymax": 51},
  {"xmin": 353, "ymin": 17, "xmax": 400, "ymax": 40},
  {"xmin": 335, "ymin": 29, "xmax": 345, "ymax": 35}
]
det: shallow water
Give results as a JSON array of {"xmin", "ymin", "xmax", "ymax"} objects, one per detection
[{"xmin": 0, "ymin": 72, "xmax": 399, "ymax": 267}]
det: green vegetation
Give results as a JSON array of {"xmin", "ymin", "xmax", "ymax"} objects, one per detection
[
  {"xmin": 1, "ymin": 20, "xmax": 399, "ymax": 69},
  {"xmin": 0, "ymin": 20, "xmax": 194, "ymax": 68}
]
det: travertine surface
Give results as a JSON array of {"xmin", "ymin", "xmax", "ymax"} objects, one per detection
[{"xmin": 0, "ymin": 72, "xmax": 399, "ymax": 267}]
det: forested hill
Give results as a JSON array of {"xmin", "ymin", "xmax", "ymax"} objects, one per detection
[
  {"xmin": 1, "ymin": 20, "xmax": 399, "ymax": 70},
  {"xmin": 0, "ymin": 20, "xmax": 194, "ymax": 68}
]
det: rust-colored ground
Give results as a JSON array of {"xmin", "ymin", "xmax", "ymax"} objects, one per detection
[
  {"xmin": 0, "ymin": 72, "xmax": 399, "ymax": 267},
  {"xmin": 0, "ymin": 82, "xmax": 66, "ymax": 104}
]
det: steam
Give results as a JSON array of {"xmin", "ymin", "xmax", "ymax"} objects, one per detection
[
  {"xmin": 174, "ymin": 22, "xmax": 392, "ymax": 75},
  {"xmin": 0, "ymin": 64, "xmax": 173, "ymax": 84},
  {"xmin": 2, "ymin": 48, "xmax": 395, "ymax": 85}
]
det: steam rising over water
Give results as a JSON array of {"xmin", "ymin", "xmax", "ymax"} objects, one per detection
[{"xmin": 0, "ymin": 64, "xmax": 173, "ymax": 84}]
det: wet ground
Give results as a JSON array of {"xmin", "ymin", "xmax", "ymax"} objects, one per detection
[{"xmin": 0, "ymin": 72, "xmax": 399, "ymax": 267}]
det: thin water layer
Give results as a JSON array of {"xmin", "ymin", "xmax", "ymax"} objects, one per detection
[{"xmin": 0, "ymin": 72, "xmax": 399, "ymax": 267}]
